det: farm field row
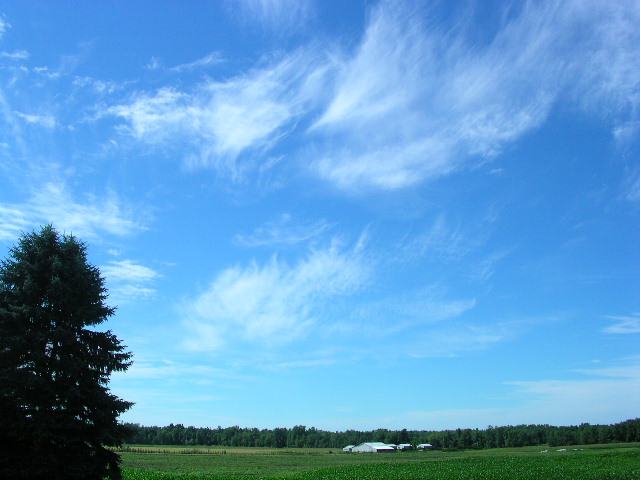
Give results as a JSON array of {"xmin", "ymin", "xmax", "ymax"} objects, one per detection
[{"xmin": 120, "ymin": 443, "xmax": 640, "ymax": 480}]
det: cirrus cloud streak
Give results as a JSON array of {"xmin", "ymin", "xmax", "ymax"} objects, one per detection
[{"xmin": 182, "ymin": 240, "xmax": 370, "ymax": 351}]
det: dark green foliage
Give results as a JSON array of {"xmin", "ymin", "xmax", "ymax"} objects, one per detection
[
  {"xmin": 124, "ymin": 418, "xmax": 640, "ymax": 450},
  {"xmin": 0, "ymin": 225, "xmax": 133, "ymax": 480}
]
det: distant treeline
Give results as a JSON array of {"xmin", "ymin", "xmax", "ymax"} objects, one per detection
[{"xmin": 124, "ymin": 418, "xmax": 639, "ymax": 449}]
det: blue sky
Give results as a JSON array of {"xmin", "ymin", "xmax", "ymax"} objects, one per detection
[{"xmin": 0, "ymin": 0, "xmax": 638, "ymax": 431}]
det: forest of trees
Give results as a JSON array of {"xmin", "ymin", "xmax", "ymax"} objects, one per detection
[{"xmin": 124, "ymin": 418, "xmax": 639, "ymax": 450}]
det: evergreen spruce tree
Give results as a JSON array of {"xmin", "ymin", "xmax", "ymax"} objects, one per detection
[{"xmin": 0, "ymin": 225, "xmax": 132, "ymax": 480}]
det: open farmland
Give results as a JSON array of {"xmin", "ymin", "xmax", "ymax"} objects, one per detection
[{"xmin": 119, "ymin": 443, "xmax": 640, "ymax": 480}]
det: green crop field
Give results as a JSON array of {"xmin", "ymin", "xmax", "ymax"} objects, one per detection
[{"xmin": 119, "ymin": 443, "xmax": 640, "ymax": 480}]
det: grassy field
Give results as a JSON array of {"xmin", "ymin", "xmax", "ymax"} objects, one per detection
[{"xmin": 119, "ymin": 443, "xmax": 640, "ymax": 480}]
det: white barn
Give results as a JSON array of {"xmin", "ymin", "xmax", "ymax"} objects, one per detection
[
  {"xmin": 352, "ymin": 442, "xmax": 396, "ymax": 453},
  {"xmin": 397, "ymin": 443, "xmax": 412, "ymax": 450},
  {"xmin": 417, "ymin": 443, "xmax": 433, "ymax": 450},
  {"xmin": 342, "ymin": 445, "xmax": 355, "ymax": 452}
]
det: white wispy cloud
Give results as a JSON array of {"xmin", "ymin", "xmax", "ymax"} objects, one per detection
[
  {"xmin": 182, "ymin": 240, "xmax": 370, "ymax": 351},
  {"xmin": 407, "ymin": 321, "xmax": 522, "ymax": 359},
  {"xmin": 411, "ymin": 215, "xmax": 479, "ymax": 260},
  {"xmin": 110, "ymin": 48, "xmax": 327, "ymax": 180},
  {"xmin": 627, "ymin": 173, "xmax": 640, "ymax": 202},
  {"xmin": 394, "ymin": 314, "xmax": 563, "ymax": 360},
  {"xmin": 503, "ymin": 358, "xmax": 640, "ymax": 426},
  {"xmin": 72, "ymin": 76, "xmax": 119, "ymax": 95},
  {"xmin": 14, "ymin": 111, "xmax": 56, "ymax": 129},
  {"xmin": 568, "ymin": 1, "xmax": 640, "ymax": 117},
  {"xmin": 309, "ymin": 0, "xmax": 640, "ymax": 191},
  {"xmin": 231, "ymin": 0, "xmax": 315, "ymax": 32},
  {"xmin": 32, "ymin": 66, "xmax": 60, "ymax": 81},
  {"xmin": 102, "ymin": 259, "xmax": 161, "ymax": 284},
  {"xmin": 309, "ymin": 0, "xmax": 549, "ymax": 189},
  {"xmin": 101, "ymin": 259, "xmax": 162, "ymax": 303},
  {"xmin": 614, "ymin": 121, "xmax": 640, "ymax": 148},
  {"xmin": 114, "ymin": 359, "xmax": 243, "ymax": 382},
  {"xmin": 603, "ymin": 313, "xmax": 640, "ymax": 334},
  {"xmin": 400, "ymin": 213, "xmax": 506, "ymax": 283},
  {"xmin": 342, "ymin": 285, "xmax": 476, "ymax": 341},
  {"xmin": 235, "ymin": 213, "xmax": 332, "ymax": 247},
  {"xmin": 170, "ymin": 52, "xmax": 224, "ymax": 72},
  {"xmin": 0, "ymin": 182, "xmax": 145, "ymax": 243},
  {"xmin": 309, "ymin": 1, "xmax": 460, "ymax": 189},
  {"xmin": 577, "ymin": 356, "xmax": 640, "ymax": 378},
  {"xmin": 0, "ymin": 15, "xmax": 10, "ymax": 39},
  {"xmin": 390, "ymin": 357, "xmax": 640, "ymax": 430},
  {"xmin": 102, "ymin": 0, "xmax": 639, "ymax": 191},
  {"xmin": 1, "ymin": 50, "xmax": 29, "ymax": 60},
  {"xmin": 0, "ymin": 204, "xmax": 30, "ymax": 242},
  {"xmin": 29, "ymin": 183, "xmax": 144, "ymax": 239},
  {"xmin": 3, "ymin": 0, "xmax": 638, "ymax": 196}
]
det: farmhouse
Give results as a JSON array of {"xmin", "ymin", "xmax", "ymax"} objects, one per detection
[{"xmin": 351, "ymin": 442, "xmax": 396, "ymax": 453}]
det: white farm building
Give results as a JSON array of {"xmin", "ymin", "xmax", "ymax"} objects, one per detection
[
  {"xmin": 351, "ymin": 442, "xmax": 396, "ymax": 453},
  {"xmin": 342, "ymin": 445, "xmax": 355, "ymax": 452}
]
